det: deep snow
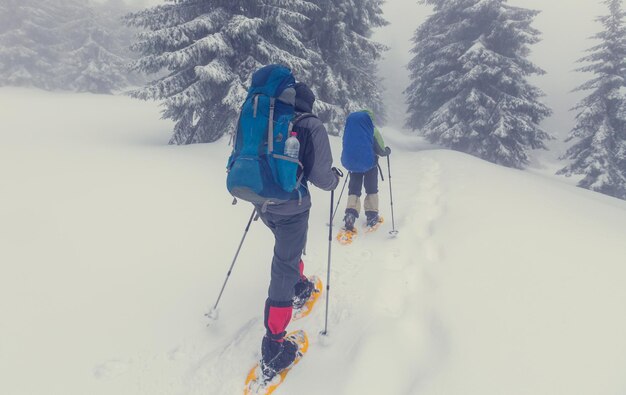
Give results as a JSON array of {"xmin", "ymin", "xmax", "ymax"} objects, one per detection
[{"xmin": 1, "ymin": 89, "xmax": 626, "ymax": 395}]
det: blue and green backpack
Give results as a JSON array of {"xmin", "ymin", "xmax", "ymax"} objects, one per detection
[
  {"xmin": 341, "ymin": 111, "xmax": 376, "ymax": 173},
  {"xmin": 226, "ymin": 65, "xmax": 306, "ymax": 209}
]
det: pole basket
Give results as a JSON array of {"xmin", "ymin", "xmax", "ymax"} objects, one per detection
[{"xmin": 206, "ymin": 307, "xmax": 219, "ymax": 321}]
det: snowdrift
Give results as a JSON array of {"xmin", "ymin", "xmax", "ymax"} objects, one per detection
[{"xmin": 1, "ymin": 89, "xmax": 625, "ymax": 395}]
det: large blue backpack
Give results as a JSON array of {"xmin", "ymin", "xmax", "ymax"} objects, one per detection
[
  {"xmin": 341, "ymin": 111, "xmax": 376, "ymax": 173},
  {"xmin": 226, "ymin": 65, "xmax": 305, "ymax": 209}
]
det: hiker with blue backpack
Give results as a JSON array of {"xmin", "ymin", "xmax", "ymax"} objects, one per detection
[
  {"xmin": 226, "ymin": 65, "xmax": 339, "ymax": 383},
  {"xmin": 340, "ymin": 110, "xmax": 391, "ymax": 233}
]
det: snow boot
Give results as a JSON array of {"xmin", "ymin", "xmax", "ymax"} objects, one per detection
[
  {"xmin": 260, "ymin": 335, "xmax": 299, "ymax": 380},
  {"xmin": 293, "ymin": 279, "xmax": 315, "ymax": 310},
  {"xmin": 366, "ymin": 211, "xmax": 380, "ymax": 227},
  {"xmin": 343, "ymin": 211, "xmax": 357, "ymax": 231},
  {"xmin": 262, "ymin": 298, "xmax": 295, "ymax": 380}
]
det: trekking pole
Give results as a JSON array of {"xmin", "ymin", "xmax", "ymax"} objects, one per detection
[
  {"xmin": 387, "ymin": 155, "xmax": 399, "ymax": 236},
  {"xmin": 206, "ymin": 207, "xmax": 257, "ymax": 321},
  {"xmin": 321, "ymin": 188, "xmax": 334, "ymax": 336},
  {"xmin": 330, "ymin": 172, "xmax": 349, "ymax": 223},
  {"xmin": 322, "ymin": 168, "xmax": 343, "ymax": 335}
]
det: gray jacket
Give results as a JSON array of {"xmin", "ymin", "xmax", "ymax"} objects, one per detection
[{"xmin": 262, "ymin": 115, "xmax": 339, "ymax": 216}]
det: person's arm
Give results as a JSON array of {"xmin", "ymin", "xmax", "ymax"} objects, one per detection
[
  {"xmin": 373, "ymin": 127, "xmax": 390, "ymax": 156},
  {"xmin": 306, "ymin": 121, "xmax": 339, "ymax": 191}
]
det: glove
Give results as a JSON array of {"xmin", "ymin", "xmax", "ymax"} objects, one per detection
[{"xmin": 384, "ymin": 146, "xmax": 391, "ymax": 156}]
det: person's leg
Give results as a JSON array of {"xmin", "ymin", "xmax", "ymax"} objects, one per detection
[
  {"xmin": 364, "ymin": 165, "xmax": 380, "ymax": 223},
  {"xmin": 344, "ymin": 172, "xmax": 364, "ymax": 230},
  {"xmin": 258, "ymin": 210, "xmax": 309, "ymax": 377},
  {"xmin": 261, "ymin": 210, "xmax": 309, "ymax": 327}
]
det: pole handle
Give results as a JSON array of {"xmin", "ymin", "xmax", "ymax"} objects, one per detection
[{"xmin": 332, "ymin": 167, "xmax": 344, "ymax": 178}]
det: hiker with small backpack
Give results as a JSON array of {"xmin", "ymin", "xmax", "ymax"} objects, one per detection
[
  {"xmin": 340, "ymin": 110, "xmax": 391, "ymax": 232},
  {"xmin": 226, "ymin": 65, "xmax": 339, "ymax": 381}
]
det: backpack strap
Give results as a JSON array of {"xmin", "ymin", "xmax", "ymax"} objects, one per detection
[
  {"xmin": 268, "ymin": 97, "xmax": 276, "ymax": 154},
  {"xmin": 289, "ymin": 112, "xmax": 318, "ymax": 205},
  {"xmin": 291, "ymin": 112, "xmax": 317, "ymax": 131},
  {"xmin": 253, "ymin": 94, "xmax": 260, "ymax": 118}
]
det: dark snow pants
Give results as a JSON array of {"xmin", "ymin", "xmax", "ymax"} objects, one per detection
[
  {"xmin": 348, "ymin": 165, "xmax": 379, "ymax": 197},
  {"xmin": 258, "ymin": 209, "xmax": 309, "ymax": 340}
]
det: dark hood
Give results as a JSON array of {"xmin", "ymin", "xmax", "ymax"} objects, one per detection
[{"xmin": 294, "ymin": 82, "xmax": 316, "ymax": 113}]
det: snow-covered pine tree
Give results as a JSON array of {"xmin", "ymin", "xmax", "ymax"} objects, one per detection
[
  {"xmin": 60, "ymin": 0, "xmax": 138, "ymax": 94},
  {"xmin": 125, "ymin": 0, "xmax": 320, "ymax": 144},
  {"xmin": 0, "ymin": 0, "xmax": 138, "ymax": 93},
  {"xmin": 0, "ymin": 0, "xmax": 69, "ymax": 89},
  {"xmin": 303, "ymin": 0, "xmax": 389, "ymax": 134},
  {"xmin": 405, "ymin": 0, "xmax": 552, "ymax": 168},
  {"xmin": 557, "ymin": 0, "xmax": 626, "ymax": 200}
]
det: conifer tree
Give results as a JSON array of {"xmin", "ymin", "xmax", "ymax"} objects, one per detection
[
  {"xmin": 126, "ymin": 0, "xmax": 319, "ymax": 144},
  {"xmin": 60, "ymin": 1, "xmax": 138, "ymax": 94},
  {"xmin": 0, "ymin": 0, "xmax": 138, "ymax": 93},
  {"xmin": 558, "ymin": 0, "xmax": 626, "ymax": 200},
  {"xmin": 126, "ymin": 0, "xmax": 388, "ymax": 143},
  {"xmin": 304, "ymin": 0, "xmax": 389, "ymax": 134},
  {"xmin": 405, "ymin": 0, "xmax": 552, "ymax": 168},
  {"xmin": 0, "ymin": 0, "xmax": 69, "ymax": 89}
]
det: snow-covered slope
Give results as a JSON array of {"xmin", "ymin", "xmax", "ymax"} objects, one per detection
[{"xmin": 1, "ymin": 89, "xmax": 626, "ymax": 395}]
